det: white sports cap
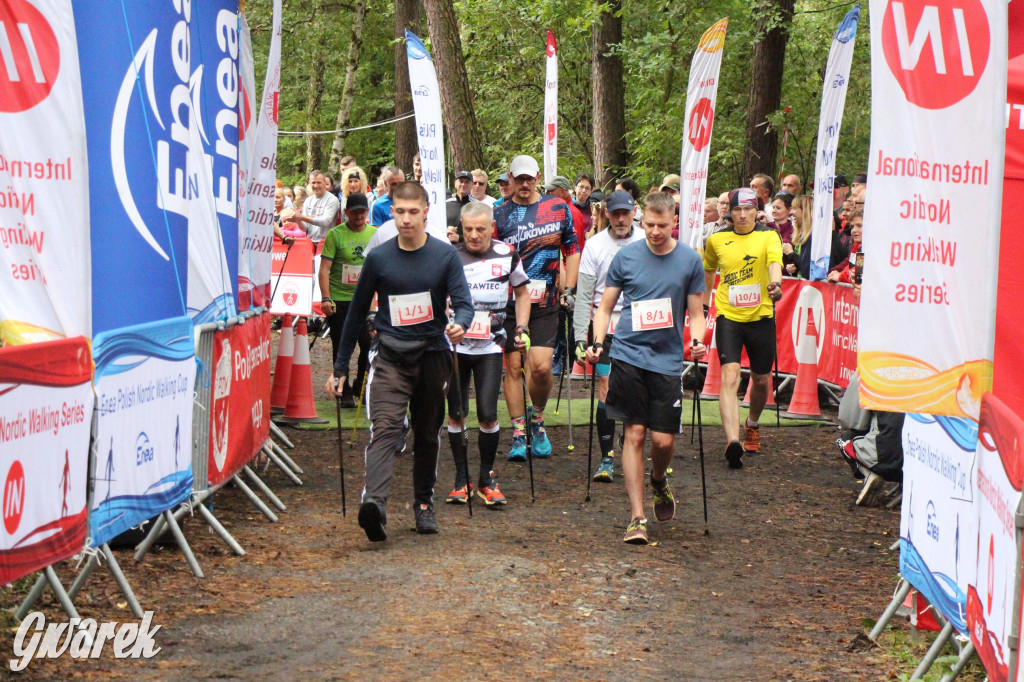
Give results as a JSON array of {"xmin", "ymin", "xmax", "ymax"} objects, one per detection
[{"xmin": 509, "ymin": 155, "xmax": 539, "ymax": 178}]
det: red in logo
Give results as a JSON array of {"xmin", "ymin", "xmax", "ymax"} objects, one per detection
[
  {"xmin": 3, "ymin": 460, "xmax": 25, "ymax": 535},
  {"xmin": 0, "ymin": 0, "xmax": 61, "ymax": 113},
  {"xmin": 687, "ymin": 98, "xmax": 715, "ymax": 152},
  {"xmin": 492, "ymin": 264, "xmax": 503, "ymax": 277},
  {"xmin": 238, "ymin": 83, "xmax": 252, "ymax": 141},
  {"xmin": 881, "ymin": 0, "xmax": 990, "ymax": 109},
  {"xmin": 282, "ymin": 282, "xmax": 298, "ymax": 307}
]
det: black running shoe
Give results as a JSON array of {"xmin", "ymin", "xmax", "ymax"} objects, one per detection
[
  {"xmin": 725, "ymin": 440, "xmax": 744, "ymax": 469},
  {"xmin": 358, "ymin": 500, "xmax": 387, "ymax": 542},
  {"xmin": 414, "ymin": 503, "xmax": 439, "ymax": 534}
]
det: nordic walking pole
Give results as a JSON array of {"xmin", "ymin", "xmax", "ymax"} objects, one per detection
[
  {"xmin": 269, "ymin": 239, "xmax": 294, "ymax": 306},
  {"xmin": 692, "ymin": 339, "xmax": 709, "ymax": 535},
  {"xmin": 520, "ymin": 350, "xmax": 535, "ymax": 503},
  {"xmin": 334, "ymin": 386, "xmax": 347, "ymax": 517},
  {"xmin": 772, "ymin": 299, "xmax": 782, "ymax": 428},
  {"xmin": 690, "ymin": 363, "xmax": 697, "ymax": 445},
  {"xmin": 566, "ymin": 325, "xmax": 574, "ymax": 452},
  {"xmin": 585, "ymin": 355, "xmax": 597, "ymax": 502},
  {"xmin": 450, "ymin": 351, "xmax": 473, "ymax": 517},
  {"xmin": 348, "ymin": 375, "xmax": 367, "ymax": 446}
]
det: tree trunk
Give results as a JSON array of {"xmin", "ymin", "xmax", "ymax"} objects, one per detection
[
  {"xmin": 592, "ymin": 0, "xmax": 627, "ymax": 189},
  {"xmin": 303, "ymin": 0, "xmax": 330, "ymax": 172},
  {"xmin": 422, "ymin": 0, "xmax": 484, "ymax": 173},
  {"xmin": 742, "ymin": 0, "xmax": 796, "ymax": 181},
  {"xmin": 394, "ymin": 0, "xmax": 421, "ymax": 174},
  {"xmin": 328, "ymin": 0, "xmax": 368, "ymax": 176}
]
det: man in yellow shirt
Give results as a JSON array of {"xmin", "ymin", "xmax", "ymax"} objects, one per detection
[{"xmin": 703, "ymin": 188, "xmax": 783, "ymax": 469}]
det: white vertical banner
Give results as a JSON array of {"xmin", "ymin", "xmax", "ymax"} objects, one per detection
[
  {"xmin": 0, "ymin": 0, "xmax": 90, "ymax": 345},
  {"xmin": 678, "ymin": 18, "xmax": 728, "ymax": 249},
  {"xmin": 543, "ymin": 29, "xmax": 558, "ymax": 186},
  {"xmin": 859, "ymin": 0, "xmax": 1007, "ymax": 419},
  {"xmin": 809, "ymin": 6, "xmax": 860, "ymax": 281},
  {"xmin": 238, "ymin": 1, "xmax": 279, "ymax": 309},
  {"xmin": 406, "ymin": 29, "xmax": 447, "ymax": 242}
]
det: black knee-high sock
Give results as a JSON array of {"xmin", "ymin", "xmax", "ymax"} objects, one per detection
[
  {"xmin": 597, "ymin": 401, "xmax": 615, "ymax": 456},
  {"xmin": 478, "ymin": 428, "xmax": 500, "ymax": 488},
  {"xmin": 448, "ymin": 428, "xmax": 468, "ymax": 488}
]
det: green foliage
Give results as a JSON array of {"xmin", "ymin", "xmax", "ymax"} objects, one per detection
[{"xmin": 245, "ymin": 0, "xmax": 873, "ymax": 194}]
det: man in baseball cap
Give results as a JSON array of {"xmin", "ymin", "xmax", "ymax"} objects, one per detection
[
  {"xmin": 495, "ymin": 173, "xmax": 512, "ymax": 207},
  {"xmin": 659, "ymin": 174, "xmax": 681, "ymax": 194}
]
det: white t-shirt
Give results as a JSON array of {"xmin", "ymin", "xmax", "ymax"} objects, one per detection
[
  {"xmin": 301, "ymin": 192, "xmax": 340, "ymax": 242},
  {"xmin": 364, "ymin": 220, "xmax": 397, "ymax": 255},
  {"xmin": 471, "ymin": 194, "xmax": 496, "ymax": 207},
  {"xmin": 579, "ymin": 227, "xmax": 646, "ymax": 311}
]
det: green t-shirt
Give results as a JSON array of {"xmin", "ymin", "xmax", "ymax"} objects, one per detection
[{"xmin": 321, "ymin": 223, "xmax": 377, "ymax": 302}]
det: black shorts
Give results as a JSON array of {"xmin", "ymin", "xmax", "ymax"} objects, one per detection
[
  {"xmin": 715, "ymin": 316, "xmax": 776, "ymax": 375},
  {"xmin": 503, "ymin": 303, "xmax": 560, "ymax": 351},
  {"xmin": 605, "ymin": 359, "xmax": 681, "ymax": 434}
]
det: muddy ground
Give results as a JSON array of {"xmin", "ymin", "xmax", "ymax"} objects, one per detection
[{"xmin": 0, "ymin": 335, "xmax": 911, "ymax": 681}]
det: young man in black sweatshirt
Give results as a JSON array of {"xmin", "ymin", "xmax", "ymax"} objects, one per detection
[{"xmin": 325, "ymin": 181, "xmax": 474, "ymax": 541}]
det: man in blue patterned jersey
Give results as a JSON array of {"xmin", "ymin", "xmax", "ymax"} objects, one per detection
[
  {"xmin": 495, "ymin": 155, "xmax": 580, "ymax": 460},
  {"xmin": 445, "ymin": 202, "xmax": 531, "ymax": 506}
]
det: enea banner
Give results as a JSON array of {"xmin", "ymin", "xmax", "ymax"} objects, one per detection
[
  {"xmin": 992, "ymin": 1, "xmax": 1024, "ymax": 417},
  {"xmin": 899, "ymin": 412, "xmax": 978, "ymax": 635},
  {"xmin": 859, "ymin": 0, "xmax": 1008, "ymax": 418},
  {"xmin": 0, "ymin": 0, "xmax": 90, "ymax": 345},
  {"xmin": 72, "ymin": 2, "xmax": 193, "ymax": 335},
  {"xmin": 543, "ymin": 29, "xmax": 557, "ymax": 186},
  {"xmin": 406, "ymin": 30, "xmax": 448, "ymax": 242},
  {"xmin": 186, "ymin": 0, "xmax": 240, "ymax": 324},
  {"xmin": 678, "ymin": 18, "xmax": 728, "ymax": 249},
  {"xmin": 269, "ymin": 237, "xmax": 314, "ymax": 316},
  {"xmin": 207, "ymin": 312, "xmax": 271, "ymax": 487},
  {"xmin": 238, "ymin": 0, "xmax": 280, "ymax": 310},
  {"xmin": 809, "ymin": 6, "xmax": 859, "ymax": 281},
  {"xmin": 967, "ymin": 394, "xmax": 1023, "ymax": 682},
  {"xmin": 0, "ymin": 338, "xmax": 92, "ymax": 585},
  {"xmin": 91, "ymin": 317, "xmax": 195, "ymax": 548}
]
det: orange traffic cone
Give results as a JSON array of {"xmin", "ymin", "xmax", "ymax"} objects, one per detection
[
  {"xmin": 270, "ymin": 314, "xmax": 294, "ymax": 414},
  {"xmin": 571, "ymin": 360, "xmax": 594, "ymax": 377},
  {"xmin": 783, "ymin": 307, "xmax": 826, "ymax": 420},
  {"xmin": 741, "ymin": 373, "xmax": 776, "ymax": 408},
  {"xmin": 700, "ymin": 329, "xmax": 721, "ymax": 400},
  {"xmin": 276, "ymin": 318, "xmax": 329, "ymax": 424}
]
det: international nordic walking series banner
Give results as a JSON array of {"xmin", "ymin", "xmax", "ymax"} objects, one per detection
[
  {"xmin": 543, "ymin": 29, "xmax": 557, "ymax": 186},
  {"xmin": 859, "ymin": 0, "xmax": 1008, "ymax": 419},
  {"xmin": 0, "ymin": 338, "xmax": 93, "ymax": 585},
  {"xmin": 406, "ymin": 30, "xmax": 448, "ymax": 242},
  {"xmin": 72, "ymin": 1, "xmax": 193, "ymax": 335},
  {"xmin": 186, "ymin": 0, "xmax": 240, "ymax": 324},
  {"xmin": 207, "ymin": 312, "xmax": 272, "ymax": 487},
  {"xmin": 0, "ymin": 0, "xmax": 90, "ymax": 345},
  {"xmin": 899, "ymin": 413, "xmax": 978, "ymax": 635},
  {"xmin": 678, "ymin": 18, "xmax": 728, "ymax": 249},
  {"xmin": 966, "ymin": 394, "xmax": 1024, "ymax": 682},
  {"xmin": 238, "ymin": 0, "xmax": 281, "ymax": 310},
  {"xmin": 91, "ymin": 317, "xmax": 195, "ymax": 548},
  {"xmin": 809, "ymin": 6, "xmax": 859, "ymax": 281}
]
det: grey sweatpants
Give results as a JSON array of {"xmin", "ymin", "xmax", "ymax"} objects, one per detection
[{"xmin": 362, "ymin": 348, "xmax": 452, "ymax": 507}]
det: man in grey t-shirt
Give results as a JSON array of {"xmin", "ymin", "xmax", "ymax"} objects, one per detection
[{"xmin": 586, "ymin": 192, "xmax": 707, "ymax": 546}]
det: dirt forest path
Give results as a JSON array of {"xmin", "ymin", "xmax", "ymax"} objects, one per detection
[{"xmin": 1, "ymin": 339, "xmax": 908, "ymax": 681}]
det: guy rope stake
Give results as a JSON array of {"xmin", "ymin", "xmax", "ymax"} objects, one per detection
[
  {"xmin": 450, "ymin": 351, "xmax": 472, "ymax": 516},
  {"xmin": 520, "ymin": 350, "xmax": 536, "ymax": 503},
  {"xmin": 335, "ymin": 384, "xmax": 347, "ymax": 517},
  {"xmin": 692, "ymin": 340, "xmax": 709, "ymax": 536}
]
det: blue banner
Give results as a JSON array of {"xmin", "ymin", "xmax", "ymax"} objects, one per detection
[
  {"xmin": 91, "ymin": 316, "xmax": 195, "ymax": 547},
  {"xmin": 73, "ymin": 2, "xmax": 191, "ymax": 334}
]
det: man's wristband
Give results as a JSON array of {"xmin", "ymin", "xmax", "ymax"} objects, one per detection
[
  {"xmin": 770, "ymin": 281, "xmax": 782, "ymax": 289},
  {"xmin": 516, "ymin": 325, "xmax": 529, "ymax": 335},
  {"xmin": 322, "ymin": 298, "xmax": 333, "ymax": 303},
  {"xmin": 592, "ymin": 341, "xmax": 604, "ymax": 351}
]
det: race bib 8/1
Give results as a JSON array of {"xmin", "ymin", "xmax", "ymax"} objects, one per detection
[
  {"xmin": 631, "ymin": 298, "xmax": 673, "ymax": 331},
  {"xmin": 341, "ymin": 264, "xmax": 362, "ymax": 285},
  {"xmin": 728, "ymin": 283, "xmax": 761, "ymax": 308},
  {"xmin": 527, "ymin": 280, "xmax": 547, "ymax": 304},
  {"xmin": 465, "ymin": 311, "xmax": 491, "ymax": 340},
  {"xmin": 389, "ymin": 292, "xmax": 433, "ymax": 326}
]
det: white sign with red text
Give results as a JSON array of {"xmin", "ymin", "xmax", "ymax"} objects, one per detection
[
  {"xmin": 0, "ymin": 0, "xmax": 90, "ymax": 345},
  {"xmin": 679, "ymin": 18, "xmax": 728, "ymax": 249},
  {"xmin": 543, "ymin": 29, "xmax": 557, "ymax": 186},
  {"xmin": 859, "ymin": 0, "xmax": 1007, "ymax": 418}
]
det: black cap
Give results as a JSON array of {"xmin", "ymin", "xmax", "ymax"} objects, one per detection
[
  {"xmin": 455, "ymin": 170, "xmax": 473, "ymax": 181},
  {"xmin": 345, "ymin": 193, "xmax": 368, "ymax": 210},
  {"xmin": 833, "ymin": 174, "xmax": 849, "ymax": 188},
  {"xmin": 852, "ymin": 172, "xmax": 867, "ymax": 185}
]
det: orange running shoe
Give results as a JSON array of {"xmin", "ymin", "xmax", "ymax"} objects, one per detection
[
  {"xmin": 743, "ymin": 423, "xmax": 761, "ymax": 453},
  {"xmin": 476, "ymin": 484, "xmax": 507, "ymax": 506},
  {"xmin": 445, "ymin": 484, "xmax": 471, "ymax": 504}
]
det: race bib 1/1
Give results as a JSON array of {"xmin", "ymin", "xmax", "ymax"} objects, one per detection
[
  {"xmin": 609, "ymin": 311, "xmax": 621, "ymax": 335},
  {"xmin": 341, "ymin": 264, "xmax": 362, "ymax": 285},
  {"xmin": 728, "ymin": 283, "xmax": 761, "ymax": 308},
  {"xmin": 389, "ymin": 292, "xmax": 433, "ymax": 326},
  {"xmin": 631, "ymin": 298, "xmax": 673, "ymax": 332},
  {"xmin": 527, "ymin": 280, "xmax": 547, "ymax": 304},
  {"xmin": 465, "ymin": 311, "xmax": 491, "ymax": 340}
]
